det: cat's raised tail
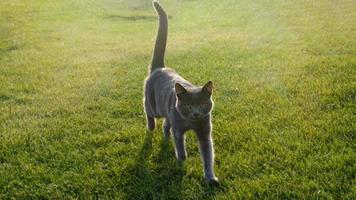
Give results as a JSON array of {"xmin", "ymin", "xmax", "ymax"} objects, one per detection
[{"xmin": 150, "ymin": 0, "xmax": 168, "ymax": 73}]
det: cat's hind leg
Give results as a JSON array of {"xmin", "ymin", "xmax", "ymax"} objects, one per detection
[
  {"xmin": 146, "ymin": 114, "xmax": 155, "ymax": 131},
  {"xmin": 163, "ymin": 119, "xmax": 171, "ymax": 138},
  {"xmin": 144, "ymin": 95, "xmax": 155, "ymax": 131}
]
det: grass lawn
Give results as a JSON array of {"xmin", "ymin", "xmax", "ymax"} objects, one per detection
[{"xmin": 0, "ymin": 0, "xmax": 355, "ymax": 199}]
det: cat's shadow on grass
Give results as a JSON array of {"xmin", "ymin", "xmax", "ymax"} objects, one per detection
[{"xmin": 123, "ymin": 130, "xmax": 220, "ymax": 200}]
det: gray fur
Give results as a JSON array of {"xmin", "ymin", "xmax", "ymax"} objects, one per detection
[
  {"xmin": 143, "ymin": 1, "xmax": 219, "ymax": 185},
  {"xmin": 151, "ymin": 0, "xmax": 167, "ymax": 71}
]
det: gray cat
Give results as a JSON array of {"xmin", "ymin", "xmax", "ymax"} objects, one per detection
[{"xmin": 144, "ymin": 1, "xmax": 219, "ymax": 185}]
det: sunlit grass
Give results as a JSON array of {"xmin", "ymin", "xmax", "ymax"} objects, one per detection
[{"xmin": 0, "ymin": 0, "xmax": 355, "ymax": 199}]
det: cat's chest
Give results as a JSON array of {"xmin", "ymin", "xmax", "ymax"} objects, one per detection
[
  {"xmin": 181, "ymin": 121, "xmax": 194, "ymax": 131},
  {"xmin": 175, "ymin": 117, "xmax": 207, "ymax": 132}
]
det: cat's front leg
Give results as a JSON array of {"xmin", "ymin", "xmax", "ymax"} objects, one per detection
[
  {"xmin": 163, "ymin": 118, "xmax": 171, "ymax": 139},
  {"xmin": 172, "ymin": 129, "xmax": 186, "ymax": 161},
  {"xmin": 196, "ymin": 128, "xmax": 219, "ymax": 186}
]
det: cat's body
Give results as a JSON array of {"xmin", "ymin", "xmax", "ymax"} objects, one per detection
[{"xmin": 144, "ymin": 1, "xmax": 219, "ymax": 185}]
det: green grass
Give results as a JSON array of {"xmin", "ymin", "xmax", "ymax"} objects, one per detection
[{"xmin": 1, "ymin": 0, "xmax": 355, "ymax": 199}]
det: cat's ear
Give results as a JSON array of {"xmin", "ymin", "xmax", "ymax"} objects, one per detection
[
  {"xmin": 202, "ymin": 81, "xmax": 213, "ymax": 96},
  {"xmin": 175, "ymin": 83, "xmax": 187, "ymax": 98}
]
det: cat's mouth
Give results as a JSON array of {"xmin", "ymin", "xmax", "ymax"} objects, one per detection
[
  {"xmin": 175, "ymin": 106, "xmax": 209, "ymax": 121},
  {"xmin": 191, "ymin": 115, "xmax": 203, "ymax": 121},
  {"xmin": 185, "ymin": 116, "xmax": 203, "ymax": 121},
  {"xmin": 178, "ymin": 111, "xmax": 207, "ymax": 121},
  {"xmin": 190, "ymin": 115, "xmax": 210, "ymax": 122}
]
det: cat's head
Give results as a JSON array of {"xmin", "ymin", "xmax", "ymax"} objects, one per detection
[{"xmin": 175, "ymin": 81, "xmax": 214, "ymax": 121}]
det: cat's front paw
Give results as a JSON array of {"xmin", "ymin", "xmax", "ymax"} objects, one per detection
[{"xmin": 206, "ymin": 177, "xmax": 220, "ymax": 187}]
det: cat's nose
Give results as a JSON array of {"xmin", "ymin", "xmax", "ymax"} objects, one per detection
[{"xmin": 193, "ymin": 113, "xmax": 199, "ymax": 118}]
